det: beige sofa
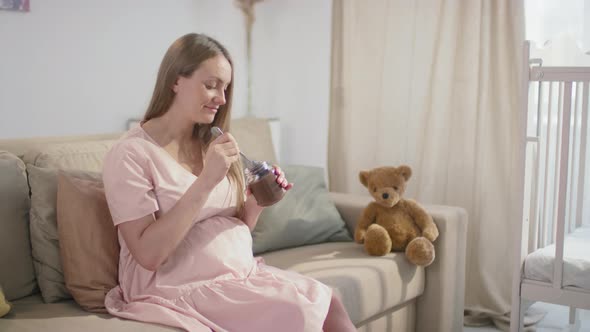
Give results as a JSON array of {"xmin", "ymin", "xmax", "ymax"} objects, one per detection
[{"xmin": 0, "ymin": 118, "xmax": 467, "ymax": 332}]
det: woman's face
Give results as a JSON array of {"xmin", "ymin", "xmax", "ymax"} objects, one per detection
[{"xmin": 173, "ymin": 54, "xmax": 232, "ymax": 124}]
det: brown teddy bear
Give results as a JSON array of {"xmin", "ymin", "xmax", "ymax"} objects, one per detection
[{"xmin": 354, "ymin": 165, "xmax": 439, "ymax": 267}]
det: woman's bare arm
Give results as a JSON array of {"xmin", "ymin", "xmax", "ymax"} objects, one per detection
[
  {"xmin": 116, "ymin": 133, "xmax": 238, "ymax": 271},
  {"xmin": 118, "ymin": 176, "xmax": 216, "ymax": 271}
]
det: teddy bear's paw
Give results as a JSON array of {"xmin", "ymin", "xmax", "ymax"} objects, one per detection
[
  {"xmin": 405, "ymin": 237, "xmax": 435, "ymax": 267},
  {"xmin": 422, "ymin": 227, "xmax": 439, "ymax": 242},
  {"xmin": 354, "ymin": 230, "xmax": 366, "ymax": 244},
  {"xmin": 364, "ymin": 224, "xmax": 392, "ymax": 256},
  {"xmin": 365, "ymin": 242, "xmax": 392, "ymax": 256}
]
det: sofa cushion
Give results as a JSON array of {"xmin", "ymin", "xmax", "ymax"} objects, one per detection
[
  {"xmin": 252, "ymin": 165, "xmax": 352, "ymax": 254},
  {"xmin": 0, "ymin": 117, "xmax": 277, "ymax": 163},
  {"xmin": 0, "ymin": 151, "xmax": 37, "ymax": 301},
  {"xmin": 0, "ymin": 295, "xmax": 179, "ymax": 332},
  {"xmin": 4, "ymin": 243, "xmax": 424, "ymax": 330},
  {"xmin": 230, "ymin": 117, "xmax": 277, "ymax": 164},
  {"xmin": 56, "ymin": 173, "xmax": 119, "ymax": 313},
  {"xmin": 27, "ymin": 166, "xmax": 101, "ymax": 303},
  {"xmin": 22, "ymin": 140, "xmax": 116, "ymax": 172},
  {"xmin": 0, "ymin": 133, "xmax": 122, "ymax": 159},
  {"xmin": 15, "ymin": 118, "xmax": 273, "ymax": 172},
  {"xmin": 260, "ymin": 242, "xmax": 425, "ymax": 324}
]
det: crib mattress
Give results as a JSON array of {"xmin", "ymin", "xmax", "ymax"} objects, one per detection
[{"xmin": 523, "ymin": 225, "xmax": 590, "ymax": 291}]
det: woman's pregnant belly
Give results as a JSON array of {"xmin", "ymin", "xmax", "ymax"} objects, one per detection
[{"xmin": 156, "ymin": 216, "xmax": 255, "ymax": 286}]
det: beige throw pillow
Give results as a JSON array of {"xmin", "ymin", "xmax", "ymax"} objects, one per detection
[{"xmin": 56, "ymin": 172, "xmax": 119, "ymax": 313}]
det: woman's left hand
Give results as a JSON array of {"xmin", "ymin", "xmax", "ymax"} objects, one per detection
[
  {"xmin": 272, "ymin": 165, "xmax": 293, "ymax": 191},
  {"xmin": 242, "ymin": 166, "xmax": 293, "ymax": 230},
  {"xmin": 245, "ymin": 165, "xmax": 293, "ymax": 208}
]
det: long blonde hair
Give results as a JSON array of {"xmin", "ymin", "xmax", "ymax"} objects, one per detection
[{"xmin": 144, "ymin": 33, "xmax": 245, "ymax": 215}]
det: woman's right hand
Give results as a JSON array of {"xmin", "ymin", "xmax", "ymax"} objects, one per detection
[{"xmin": 200, "ymin": 133, "xmax": 240, "ymax": 188}]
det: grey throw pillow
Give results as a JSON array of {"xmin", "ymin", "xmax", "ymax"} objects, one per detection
[
  {"xmin": 252, "ymin": 165, "xmax": 352, "ymax": 254},
  {"xmin": 27, "ymin": 165, "xmax": 101, "ymax": 303},
  {"xmin": 0, "ymin": 152, "xmax": 37, "ymax": 301}
]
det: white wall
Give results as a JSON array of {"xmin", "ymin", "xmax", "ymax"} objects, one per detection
[
  {"xmin": 0, "ymin": 0, "xmax": 333, "ymax": 169},
  {"xmin": 252, "ymin": 0, "xmax": 333, "ymax": 168},
  {"xmin": 0, "ymin": 0, "xmax": 247, "ymax": 138}
]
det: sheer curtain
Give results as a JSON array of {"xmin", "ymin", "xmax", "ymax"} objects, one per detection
[{"xmin": 329, "ymin": 0, "xmax": 527, "ymax": 329}]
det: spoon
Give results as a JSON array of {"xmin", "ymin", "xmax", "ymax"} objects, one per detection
[{"xmin": 210, "ymin": 126, "xmax": 257, "ymax": 169}]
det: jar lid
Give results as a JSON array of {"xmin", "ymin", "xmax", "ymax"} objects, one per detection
[{"xmin": 247, "ymin": 161, "xmax": 271, "ymax": 177}]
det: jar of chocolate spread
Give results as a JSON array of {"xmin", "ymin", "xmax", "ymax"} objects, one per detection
[{"xmin": 245, "ymin": 161, "xmax": 286, "ymax": 207}]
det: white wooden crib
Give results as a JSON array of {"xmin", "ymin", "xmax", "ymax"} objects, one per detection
[
  {"xmin": 511, "ymin": 42, "xmax": 590, "ymax": 332},
  {"xmin": 511, "ymin": 41, "xmax": 590, "ymax": 331}
]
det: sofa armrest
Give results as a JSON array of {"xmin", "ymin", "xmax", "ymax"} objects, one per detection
[
  {"xmin": 416, "ymin": 204, "xmax": 467, "ymax": 332},
  {"xmin": 329, "ymin": 192, "xmax": 468, "ymax": 332}
]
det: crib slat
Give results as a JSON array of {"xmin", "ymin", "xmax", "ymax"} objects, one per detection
[
  {"xmin": 553, "ymin": 82, "xmax": 572, "ymax": 289},
  {"xmin": 528, "ymin": 141, "xmax": 540, "ymax": 253},
  {"xmin": 566, "ymin": 83, "xmax": 580, "ymax": 234},
  {"xmin": 540, "ymin": 82, "xmax": 555, "ymax": 247},
  {"xmin": 576, "ymin": 82, "xmax": 589, "ymax": 228},
  {"xmin": 551, "ymin": 82, "xmax": 564, "ymax": 245},
  {"xmin": 536, "ymin": 81, "xmax": 543, "ymax": 137},
  {"xmin": 528, "ymin": 141, "xmax": 540, "ymax": 254},
  {"xmin": 528, "ymin": 82, "xmax": 543, "ymax": 252}
]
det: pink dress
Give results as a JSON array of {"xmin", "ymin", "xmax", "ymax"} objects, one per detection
[{"xmin": 101, "ymin": 126, "xmax": 332, "ymax": 332}]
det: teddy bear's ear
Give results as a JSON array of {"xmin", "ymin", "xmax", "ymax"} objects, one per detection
[
  {"xmin": 398, "ymin": 165, "xmax": 412, "ymax": 181},
  {"xmin": 359, "ymin": 171, "xmax": 370, "ymax": 188}
]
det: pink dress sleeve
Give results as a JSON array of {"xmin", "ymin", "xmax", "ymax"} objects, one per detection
[{"xmin": 102, "ymin": 140, "xmax": 159, "ymax": 226}]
